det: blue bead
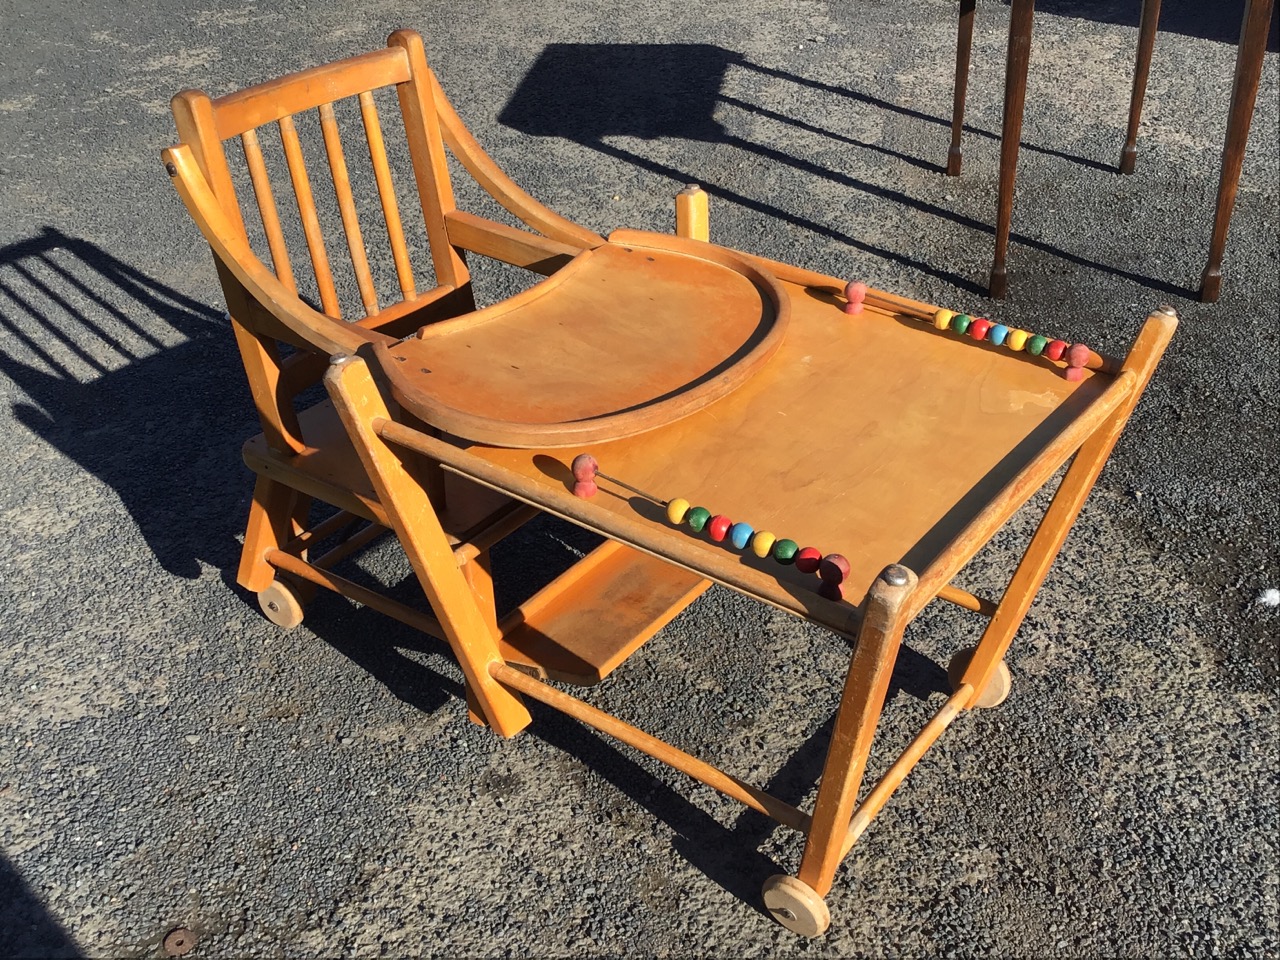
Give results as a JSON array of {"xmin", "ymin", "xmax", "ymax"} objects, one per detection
[
  {"xmin": 988, "ymin": 324, "xmax": 1010, "ymax": 346},
  {"xmin": 729, "ymin": 522, "xmax": 754, "ymax": 550}
]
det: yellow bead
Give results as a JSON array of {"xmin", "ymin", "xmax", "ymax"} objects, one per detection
[
  {"xmin": 1008, "ymin": 329, "xmax": 1030, "ymax": 352},
  {"xmin": 933, "ymin": 308, "xmax": 954, "ymax": 331},
  {"xmin": 751, "ymin": 530, "xmax": 777, "ymax": 558},
  {"xmin": 666, "ymin": 497, "xmax": 691, "ymax": 525}
]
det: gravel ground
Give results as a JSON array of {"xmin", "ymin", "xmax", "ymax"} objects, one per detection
[{"xmin": 1, "ymin": 1, "xmax": 1277, "ymax": 957}]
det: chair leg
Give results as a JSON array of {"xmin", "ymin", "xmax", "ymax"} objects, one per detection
[
  {"xmin": 1120, "ymin": 0, "xmax": 1163, "ymax": 174},
  {"xmin": 462, "ymin": 548, "xmax": 498, "ymax": 727},
  {"xmin": 1200, "ymin": 0, "xmax": 1275, "ymax": 303},
  {"xmin": 237, "ymin": 475, "xmax": 301, "ymax": 592},
  {"xmin": 325, "ymin": 354, "xmax": 532, "ymax": 738},
  {"xmin": 948, "ymin": 0, "xmax": 977, "ymax": 176},
  {"xmin": 989, "ymin": 0, "xmax": 1035, "ymax": 299},
  {"xmin": 795, "ymin": 564, "xmax": 917, "ymax": 899},
  {"xmin": 956, "ymin": 308, "xmax": 1178, "ymax": 701}
]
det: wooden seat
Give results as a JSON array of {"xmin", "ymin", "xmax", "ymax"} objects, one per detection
[
  {"xmin": 949, "ymin": 0, "xmax": 1276, "ymax": 301},
  {"xmin": 164, "ymin": 30, "xmax": 710, "ymax": 678}
]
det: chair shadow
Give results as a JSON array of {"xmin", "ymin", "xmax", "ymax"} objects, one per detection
[
  {"xmin": 0, "ymin": 851, "xmax": 83, "ymax": 959},
  {"xmin": 0, "ymin": 228, "xmax": 246, "ymax": 580},
  {"xmin": 497, "ymin": 42, "xmax": 1201, "ymax": 299}
]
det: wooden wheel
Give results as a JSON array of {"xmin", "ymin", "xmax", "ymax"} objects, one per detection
[
  {"xmin": 258, "ymin": 579, "xmax": 305, "ymax": 629},
  {"xmin": 762, "ymin": 874, "xmax": 830, "ymax": 937},
  {"xmin": 947, "ymin": 646, "xmax": 1011, "ymax": 708}
]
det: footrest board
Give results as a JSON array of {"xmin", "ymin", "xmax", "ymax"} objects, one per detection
[{"xmin": 497, "ymin": 540, "xmax": 710, "ymax": 685}]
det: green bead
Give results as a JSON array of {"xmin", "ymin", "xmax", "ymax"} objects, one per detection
[
  {"xmin": 773, "ymin": 539, "xmax": 799, "ymax": 564},
  {"xmin": 951, "ymin": 313, "xmax": 972, "ymax": 334},
  {"xmin": 1027, "ymin": 334, "xmax": 1048, "ymax": 356},
  {"xmin": 686, "ymin": 507, "xmax": 711, "ymax": 532}
]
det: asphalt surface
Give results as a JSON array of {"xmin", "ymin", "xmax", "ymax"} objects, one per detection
[{"xmin": 1, "ymin": 0, "xmax": 1277, "ymax": 957}]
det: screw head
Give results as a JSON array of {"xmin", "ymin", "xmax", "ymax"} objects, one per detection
[
  {"xmin": 165, "ymin": 161, "xmax": 178, "ymax": 177},
  {"xmin": 778, "ymin": 907, "xmax": 797, "ymax": 921},
  {"xmin": 329, "ymin": 353, "xmax": 350, "ymax": 365},
  {"xmin": 880, "ymin": 564, "xmax": 910, "ymax": 586},
  {"xmin": 1156, "ymin": 304, "xmax": 1177, "ymax": 317}
]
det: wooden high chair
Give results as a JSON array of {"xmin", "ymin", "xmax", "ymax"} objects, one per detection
[
  {"xmin": 167, "ymin": 30, "xmax": 1177, "ymax": 937},
  {"xmin": 164, "ymin": 30, "xmax": 710, "ymax": 685}
]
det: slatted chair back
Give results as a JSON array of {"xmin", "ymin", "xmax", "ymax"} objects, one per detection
[{"xmin": 164, "ymin": 29, "xmax": 604, "ymax": 457}]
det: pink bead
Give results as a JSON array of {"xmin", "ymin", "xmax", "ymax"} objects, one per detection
[
  {"xmin": 818, "ymin": 554, "xmax": 851, "ymax": 584},
  {"xmin": 571, "ymin": 454, "xmax": 598, "ymax": 482},
  {"xmin": 1064, "ymin": 343, "xmax": 1090, "ymax": 382},
  {"xmin": 843, "ymin": 281, "xmax": 868, "ymax": 315},
  {"xmin": 572, "ymin": 479, "xmax": 598, "ymax": 498},
  {"xmin": 708, "ymin": 515, "xmax": 733, "ymax": 542},
  {"xmin": 795, "ymin": 547, "xmax": 822, "ymax": 574}
]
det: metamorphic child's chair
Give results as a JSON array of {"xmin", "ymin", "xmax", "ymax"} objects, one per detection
[{"xmin": 165, "ymin": 29, "xmax": 1176, "ymax": 937}]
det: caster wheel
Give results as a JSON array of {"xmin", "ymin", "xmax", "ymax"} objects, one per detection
[
  {"xmin": 947, "ymin": 646, "xmax": 1011, "ymax": 708},
  {"xmin": 762, "ymin": 874, "xmax": 830, "ymax": 937},
  {"xmin": 258, "ymin": 579, "xmax": 305, "ymax": 629}
]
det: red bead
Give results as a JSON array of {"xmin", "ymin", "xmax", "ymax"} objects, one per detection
[
  {"xmin": 818, "ymin": 580, "xmax": 844, "ymax": 601},
  {"xmin": 968, "ymin": 318, "xmax": 992, "ymax": 341},
  {"xmin": 818, "ymin": 554, "xmax": 851, "ymax": 584},
  {"xmin": 708, "ymin": 515, "xmax": 733, "ymax": 542},
  {"xmin": 572, "ymin": 479, "xmax": 597, "ymax": 499},
  {"xmin": 1045, "ymin": 339, "xmax": 1067, "ymax": 361},
  {"xmin": 794, "ymin": 547, "xmax": 822, "ymax": 574},
  {"xmin": 571, "ymin": 454, "xmax": 598, "ymax": 482}
]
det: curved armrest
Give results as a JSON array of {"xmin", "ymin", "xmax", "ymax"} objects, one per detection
[
  {"xmin": 162, "ymin": 143, "xmax": 386, "ymax": 356},
  {"xmin": 429, "ymin": 73, "xmax": 605, "ymax": 251}
]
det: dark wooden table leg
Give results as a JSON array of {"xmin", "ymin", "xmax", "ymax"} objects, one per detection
[
  {"xmin": 1120, "ymin": 0, "xmax": 1163, "ymax": 174},
  {"xmin": 948, "ymin": 0, "xmax": 977, "ymax": 176},
  {"xmin": 1200, "ymin": 0, "xmax": 1275, "ymax": 302},
  {"xmin": 989, "ymin": 0, "xmax": 1035, "ymax": 299}
]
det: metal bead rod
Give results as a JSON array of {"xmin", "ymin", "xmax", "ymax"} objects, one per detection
[{"xmin": 594, "ymin": 469, "xmax": 669, "ymax": 507}]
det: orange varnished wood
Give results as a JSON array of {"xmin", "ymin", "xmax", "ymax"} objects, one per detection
[
  {"xmin": 170, "ymin": 89, "xmax": 248, "ymax": 237},
  {"xmin": 240, "ymin": 127, "xmax": 297, "ymax": 292},
  {"xmin": 498, "ymin": 540, "xmax": 710, "ymax": 684},
  {"xmin": 358, "ymin": 90, "xmax": 416, "ymax": 300},
  {"xmin": 455, "ymin": 268, "xmax": 1117, "ymax": 617},
  {"xmin": 444, "ymin": 210, "xmax": 581, "ymax": 275},
  {"xmin": 212, "ymin": 46, "xmax": 411, "ymax": 140},
  {"xmin": 388, "ymin": 29, "xmax": 469, "ymax": 291},
  {"xmin": 430, "ymin": 71, "xmax": 606, "ymax": 250},
  {"xmin": 318, "ymin": 102, "xmax": 379, "ymax": 315},
  {"xmin": 278, "ymin": 114, "xmax": 342, "ymax": 317},
  {"xmin": 379, "ymin": 231, "xmax": 790, "ymax": 447},
  {"xmin": 799, "ymin": 566, "xmax": 915, "ymax": 896},
  {"xmin": 491, "ymin": 662, "xmax": 811, "ymax": 832}
]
